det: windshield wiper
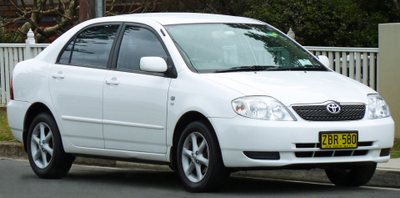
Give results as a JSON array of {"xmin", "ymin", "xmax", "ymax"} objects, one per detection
[
  {"xmin": 215, "ymin": 65, "xmax": 279, "ymax": 73},
  {"xmin": 265, "ymin": 67, "xmax": 328, "ymax": 71}
]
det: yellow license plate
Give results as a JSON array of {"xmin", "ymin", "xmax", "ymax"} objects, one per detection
[{"xmin": 319, "ymin": 131, "xmax": 358, "ymax": 149}]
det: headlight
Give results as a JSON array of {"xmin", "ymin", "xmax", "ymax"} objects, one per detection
[
  {"xmin": 232, "ymin": 96, "xmax": 296, "ymax": 121},
  {"xmin": 368, "ymin": 94, "xmax": 390, "ymax": 119}
]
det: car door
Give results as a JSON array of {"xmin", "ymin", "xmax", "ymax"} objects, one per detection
[
  {"xmin": 49, "ymin": 24, "xmax": 120, "ymax": 148},
  {"xmin": 103, "ymin": 24, "xmax": 172, "ymax": 153}
]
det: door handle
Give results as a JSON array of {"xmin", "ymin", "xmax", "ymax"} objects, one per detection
[
  {"xmin": 51, "ymin": 71, "xmax": 65, "ymax": 79},
  {"xmin": 105, "ymin": 77, "xmax": 119, "ymax": 85}
]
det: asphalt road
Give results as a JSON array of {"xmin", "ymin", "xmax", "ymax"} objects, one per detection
[{"xmin": 1, "ymin": 159, "xmax": 399, "ymax": 198}]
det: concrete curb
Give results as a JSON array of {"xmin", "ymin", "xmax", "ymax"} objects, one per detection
[
  {"xmin": 0, "ymin": 142, "xmax": 117, "ymax": 167},
  {"xmin": 1, "ymin": 142, "xmax": 399, "ymax": 188}
]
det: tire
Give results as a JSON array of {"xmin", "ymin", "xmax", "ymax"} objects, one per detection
[
  {"xmin": 176, "ymin": 120, "xmax": 230, "ymax": 192},
  {"xmin": 27, "ymin": 113, "xmax": 74, "ymax": 179},
  {"xmin": 325, "ymin": 163, "xmax": 377, "ymax": 187}
]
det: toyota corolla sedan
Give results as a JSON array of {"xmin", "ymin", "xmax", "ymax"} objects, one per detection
[{"xmin": 7, "ymin": 13, "xmax": 394, "ymax": 192}]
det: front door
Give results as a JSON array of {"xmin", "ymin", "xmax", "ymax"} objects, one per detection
[{"xmin": 103, "ymin": 25, "xmax": 172, "ymax": 153}]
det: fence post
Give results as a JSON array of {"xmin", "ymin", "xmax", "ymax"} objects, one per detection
[
  {"xmin": 287, "ymin": 28, "xmax": 295, "ymax": 40},
  {"xmin": 25, "ymin": 28, "xmax": 35, "ymax": 59},
  {"xmin": 378, "ymin": 23, "xmax": 400, "ymax": 139}
]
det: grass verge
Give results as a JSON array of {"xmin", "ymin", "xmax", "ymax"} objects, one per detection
[
  {"xmin": 391, "ymin": 138, "xmax": 400, "ymax": 159},
  {"xmin": 0, "ymin": 107, "xmax": 17, "ymax": 142}
]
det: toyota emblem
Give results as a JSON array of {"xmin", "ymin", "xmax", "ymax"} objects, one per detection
[{"xmin": 326, "ymin": 103, "xmax": 341, "ymax": 114}]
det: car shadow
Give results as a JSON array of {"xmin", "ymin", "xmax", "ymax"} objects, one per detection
[{"xmin": 35, "ymin": 164, "xmax": 379, "ymax": 196}]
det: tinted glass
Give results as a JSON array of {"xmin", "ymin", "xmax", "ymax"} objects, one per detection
[
  {"xmin": 58, "ymin": 41, "xmax": 74, "ymax": 64},
  {"xmin": 68, "ymin": 25, "xmax": 119, "ymax": 67},
  {"xmin": 116, "ymin": 26, "xmax": 168, "ymax": 71},
  {"xmin": 165, "ymin": 24, "xmax": 328, "ymax": 73}
]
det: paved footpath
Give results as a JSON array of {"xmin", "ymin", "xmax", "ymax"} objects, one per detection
[{"xmin": 1, "ymin": 142, "xmax": 399, "ymax": 188}]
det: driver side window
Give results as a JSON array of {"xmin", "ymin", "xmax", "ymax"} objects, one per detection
[{"xmin": 116, "ymin": 26, "xmax": 168, "ymax": 71}]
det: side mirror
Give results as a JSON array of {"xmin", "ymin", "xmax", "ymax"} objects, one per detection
[
  {"xmin": 317, "ymin": 55, "xmax": 330, "ymax": 68},
  {"xmin": 140, "ymin": 57, "xmax": 168, "ymax": 73}
]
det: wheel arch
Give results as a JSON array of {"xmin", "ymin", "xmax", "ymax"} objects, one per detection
[
  {"xmin": 170, "ymin": 111, "xmax": 218, "ymax": 169},
  {"xmin": 23, "ymin": 102, "xmax": 55, "ymax": 151}
]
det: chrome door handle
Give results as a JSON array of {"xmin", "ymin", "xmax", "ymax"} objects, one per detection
[
  {"xmin": 51, "ymin": 72, "xmax": 65, "ymax": 79},
  {"xmin": 105, "ymin": 78, "xmax": 119, "ymax": 85}
]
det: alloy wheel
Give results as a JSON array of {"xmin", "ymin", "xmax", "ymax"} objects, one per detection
[
  {"xmin": 30, "ymin": 122, "xmax": 54, "ymax": 169},
  {"xmin": 181, "ymin": 132, "xmax": 209, "ymax": 183}
]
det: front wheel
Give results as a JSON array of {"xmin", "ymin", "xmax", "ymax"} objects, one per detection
[
  {"xmin": 176, "ymin": 121, "xmax": 230, "ymax": 192},
  {"xmin": 325, "ymin": 163, "xmax": 377, "ymax": 187},
  {"xmin": 27, "ymin": 113, "xmax": 74, "ymax": 179}
]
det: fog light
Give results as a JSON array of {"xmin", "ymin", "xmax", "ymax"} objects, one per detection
[
  {"xmin": 243, "ymin": 151, "xmax": 280, "ymax": 160},
  {"xmin": 380, "ymin": 148, "xmax": 391, "ymax": 157}
]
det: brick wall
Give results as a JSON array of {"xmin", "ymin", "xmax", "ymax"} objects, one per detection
[{"xmin": 0, "ymin": 0, "xmax": 18, "ymax": 17}]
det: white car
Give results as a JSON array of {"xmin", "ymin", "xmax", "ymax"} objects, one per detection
[{"xmin": 7, "ymin": 13, "xmax": 394, "ymax": 192}]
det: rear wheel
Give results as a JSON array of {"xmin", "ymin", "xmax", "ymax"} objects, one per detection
[
  {"xmin": 325, "ymin": 163, "xmax": 377, "ymax": 187},
  {"xmin": 176, "ymin": 121, "xmax": 230, "ymax": 192},
  {"xmin": 27, "ymin": 113, "xmax": 74, "ymax": 179}
]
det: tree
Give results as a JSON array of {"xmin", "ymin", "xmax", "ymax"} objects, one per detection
[
  {"xmin": 107, "ymin": 0, "xmax": 176, "ymax": 15},
  {"xmin": 0, "ymin": 0, "xmax": 79, "ymax": 43},
  {"xmin": 180, "ymin": 0, "xmax": 400, "ymax": 47},
  {"xmin": 244, "ymin": 0, "xmax": 400, "ymax": 47},
  {"xmin": 391, "ymin": 0, "xmax": 400, "ymax": 11},
  {"xmin": 0, "ymin": 0, "xmax": 176, "ymax": 43},
  {"xmin": 179, "ymin": 0, "xmax": 250, "ymax": 15},
  {"xmin": 2, "ymin": 0, "xmax": 399, "ymax": 46}
]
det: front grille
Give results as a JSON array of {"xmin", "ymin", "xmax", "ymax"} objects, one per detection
[
  {"xmin": 292, "ymin": 104, "xmax": 365, "ymax": 121},
  {"xmin": 295, "ymin": 150, "xmax": 369, "ymax": 158}
]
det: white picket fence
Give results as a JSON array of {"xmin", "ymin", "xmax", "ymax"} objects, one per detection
[
  {"xmin": 0, "ymin": 30, "xmax": 380, "ymax": 106},
  {"xmin": 306, "ymin": 46, "xmax": 379, "ymax": 90},
  {"xmin": 0, "ymin": 29, "xmax": 47, "ymax": 106}
]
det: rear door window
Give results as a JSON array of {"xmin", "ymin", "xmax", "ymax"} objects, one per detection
[{"xmin": 57, "ymin": 24, "xmax": 120, "ymax": 68}]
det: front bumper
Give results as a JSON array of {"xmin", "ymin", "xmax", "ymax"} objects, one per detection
[{"xmin": 210, "ymin": 116, "xmax": 394, "ymax": 168}]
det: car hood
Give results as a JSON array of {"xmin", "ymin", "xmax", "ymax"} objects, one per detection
[{"xmin": 201, "ymin": 71, "xmax": 375, "ymax": 106}]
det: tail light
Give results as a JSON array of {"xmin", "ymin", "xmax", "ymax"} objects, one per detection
[{"xmin": 10, "ymin": 78, "xmax": 14, "ymax": 100}]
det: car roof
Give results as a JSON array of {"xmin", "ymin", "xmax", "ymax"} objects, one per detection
[
  {"xmin": 106, "ymin": 12, "xmax": 265, "ymax": 25},
  {"xmin": 34, "ymin": 13, "xmax": 266, "ymax": 62}
]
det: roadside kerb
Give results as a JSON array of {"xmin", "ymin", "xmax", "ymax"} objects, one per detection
[{"xmin": 1, "ymin": 142, "xmax": 399, "ymax": 188}]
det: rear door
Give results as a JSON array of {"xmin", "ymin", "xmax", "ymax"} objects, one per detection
[{"xmin": 49, "ymin": 24, "xmax": 120, "ymax": 148}]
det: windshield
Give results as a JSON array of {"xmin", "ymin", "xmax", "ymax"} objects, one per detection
[{"xmin": 165, "ymin": 23, "xmax": 328, "ymax": 73}]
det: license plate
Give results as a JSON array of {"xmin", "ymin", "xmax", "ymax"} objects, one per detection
[{"xmin": 319, "ymin": 131, "xmax": 358, "ymax": 149}]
